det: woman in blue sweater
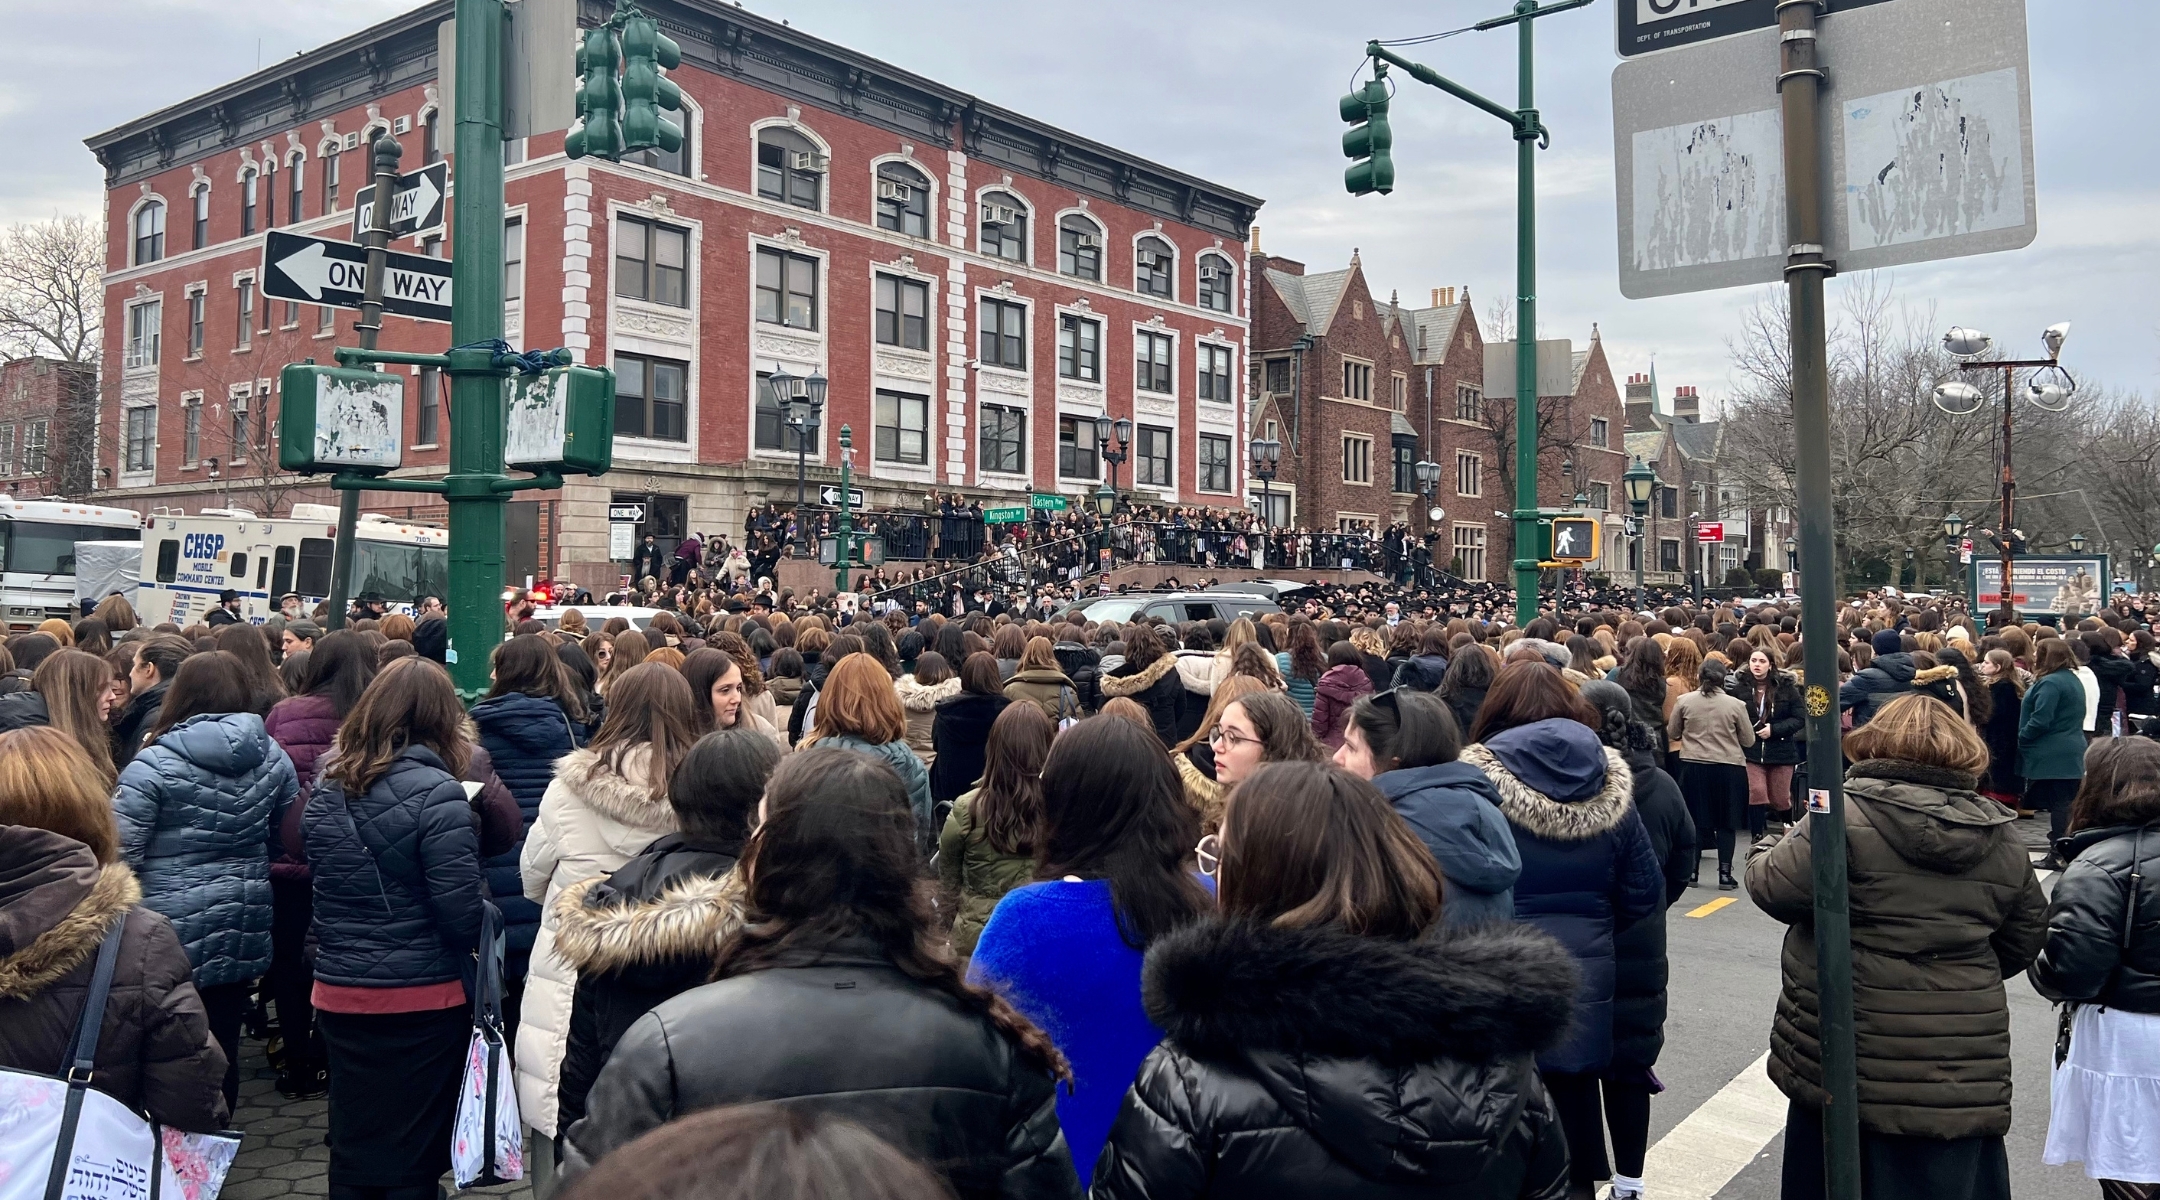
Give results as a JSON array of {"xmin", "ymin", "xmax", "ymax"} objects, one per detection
[{"xmin": 969, "ymin": 714, "xmax": 1211, "ymax": 1187}]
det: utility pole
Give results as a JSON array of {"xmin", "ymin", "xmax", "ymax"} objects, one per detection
[
  {"xmin": 324, "ymin": 133, "xmax": 403, "ymax": 633},
  {"xmin": 1351, "ymin": 0, "xmax": 1591, "ymax": 627},
  {"xmin": 1777, "ymin": 3, "xmax": 1860, "ymax": 1196}
]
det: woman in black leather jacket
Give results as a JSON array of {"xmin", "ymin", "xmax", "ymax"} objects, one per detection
[
  {"xmin": 1091, "ymin": 760, "xmax": 1577, "ymax": 1200},
  {"xmin": 560, "ymin": 747, "xmax": 1080, "ymax": 1200}
]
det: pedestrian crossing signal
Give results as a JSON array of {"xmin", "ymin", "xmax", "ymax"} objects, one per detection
[{"xmin": 1543, "ymin": 516, "xmax": 1599, "ymax": 566}]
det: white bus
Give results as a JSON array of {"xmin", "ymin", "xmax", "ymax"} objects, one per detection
[
  {"xmin": 0, "ymin": 499, "xmax": 145, "ymax": 632},
  {"xmin": 137, "ymin": 504, "xmax": 448, "ymax": 627}
]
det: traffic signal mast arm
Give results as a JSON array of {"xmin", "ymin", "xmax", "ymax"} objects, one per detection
[{"xmin": 1365, "ymin": 43, "xmax": 1528, "ymax": 136}]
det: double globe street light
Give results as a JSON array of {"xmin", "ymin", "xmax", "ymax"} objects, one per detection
[{"xmin": 1932, "ymin": 322, "xmax": 2073, "ymax": 625}]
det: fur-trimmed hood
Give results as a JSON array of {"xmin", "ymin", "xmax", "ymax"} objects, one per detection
[
  {"xmin": 0, "ymin": 830, "xmax": 141, "ymax": 999},
  {"xmin": 1462, "ymin": 735, "xmax": 1636, "ymax": 843},
  {"xmin": 893, "ymin": 674, "xmax": 961, "ymax": 712},
  {"xmin": 551, "ymin": 866, "xmax": 743, "ymax": 976},
  {"xmin": 1100, "ymin": 653, "xmax": 1177, "ymax": 696},
  {"xmin": 1912, "ymin": 664, "xmax": 1961, "ymax": 687},
  {"xmin": 551, "ymin": 745, "xmax": 677, "ymax": 831}
]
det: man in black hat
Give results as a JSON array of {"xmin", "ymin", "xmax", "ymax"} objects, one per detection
[{"xmin": 205, "ymin": 589, "xmax": 243, "ymax": 626}]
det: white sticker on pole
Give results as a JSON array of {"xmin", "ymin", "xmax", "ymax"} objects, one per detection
[{"xmin": 1807, "ymin": 788, "xmax": 1832, "ymax": 815}]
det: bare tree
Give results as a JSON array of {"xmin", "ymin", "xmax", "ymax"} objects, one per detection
[
  {"xmin": 0, "ymin": 216, "xmax": 101, "ymax": 364},
  {"xmin": 1477, "ymin": 296, "xmax": 1580, "ymax": 512}
]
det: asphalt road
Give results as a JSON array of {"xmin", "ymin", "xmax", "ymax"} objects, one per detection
[{"xmin": 1647, "ymin": 821, "xmax": 2099, "ymax": 1200}]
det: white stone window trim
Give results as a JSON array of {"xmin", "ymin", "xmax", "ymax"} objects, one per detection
[
  {"xmin": 868, "ymin": 150, "xmax": 940, "ymax": 242},
  {"xmin": 749, "ymin": 110, "xmax": 833, "ymax": 214},
  {"xmin": 1131, "ymin": 226, "xmax": 1181, "ymax": 304},
  {"xmin": 972, "ymin": 180, "xmax": 1034, "ymax": 267}
]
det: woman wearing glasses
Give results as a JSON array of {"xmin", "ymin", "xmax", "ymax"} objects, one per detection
[{"xmin": 1207, "ymin": 690, "xmax": 1326, "ymax": 794}]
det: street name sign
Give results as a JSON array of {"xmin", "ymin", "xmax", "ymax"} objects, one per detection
[
  {"xmin": 1029, "ymin": 493, "xmax": 1068, "ymax": 512},
  {"xmin": 818, "ymin": 485, "xmax": 866, "ymax": 508},
  {"xmin": 351, "ymin": 163, "xmax": 450, "ymax": 240},
  {"xmin": 1613, "ymin": 0, "xmax": 2035, "ymax": 298},
  {"xmin": 260, "ymin": 231, "xmax": 455, "ymax": 323},
  {"xmin": 1616, "ymin": 0, "xmax": 1895, "ymax": 58},
  {"xmin": 1696, "ymin": 521, "xmax": 1726, "ymax": 543},
  {"xmin": 982, "ymin": 506, "xmax": 1028, "ymax": 525}
]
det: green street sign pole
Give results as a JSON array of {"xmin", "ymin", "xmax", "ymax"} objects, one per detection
[
  {"xmin": 836, "ymin": 425, "xmax": 855, "ymax": 593},
  {"xmin": 1359, "ymin": 0, "xmax": 1588, "ymax": 627},
  {"xmin": 323, "ymin": 133, "xmax": 405, "ymax": 633}
]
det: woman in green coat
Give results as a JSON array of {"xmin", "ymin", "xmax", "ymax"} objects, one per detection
[
  {"xmin": 938, "ymin": 701, "xmax": 1055, "ymax": 956},
  {"xmin": 2019, "ymin": 637, "xmax": 2089, "ymax": 861}
]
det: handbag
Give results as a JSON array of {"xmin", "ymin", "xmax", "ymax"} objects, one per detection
[
  {"xmin": 450, "ymin": 902, "xmax": 522, "ymax": 1189},
  {"xmin": 0, "ymin": 921, "xmax": 242, "ymax": 1200}
]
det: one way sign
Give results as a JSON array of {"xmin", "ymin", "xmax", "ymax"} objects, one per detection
[
  {"xmin": 260, "ymin": 231, "xmax": 453, "ymax": 324},
  {"xmin": 351, "ymin": 162, "xmax": 449, "ymax": 240}
]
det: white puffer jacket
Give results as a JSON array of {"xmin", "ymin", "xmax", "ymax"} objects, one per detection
[{"xmin": 514, "ymin": 744, "xmax": 677, "ymax": 1137}]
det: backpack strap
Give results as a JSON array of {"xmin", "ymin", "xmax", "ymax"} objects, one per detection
[{"xmin": 45, "ymin": 918, "xmax": 127, "ymax": 1200}]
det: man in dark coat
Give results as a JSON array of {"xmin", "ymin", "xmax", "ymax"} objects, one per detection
[{"xmin": 1840, "ymin": 629, "xmax": 1917, "ymax": 726}]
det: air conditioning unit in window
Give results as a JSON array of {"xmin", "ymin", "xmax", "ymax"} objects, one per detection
[
  {"xmin": 1198, "ymin": 265, "xmax": 1223, "ymax": 284},
  {"xmin": 1140, "ymin": 251, "xmax": 1169, "ymax": 271},
  {"xmin": 980, "ymin": 203, "xmax": 1018, "ymax": 227},
  {"xmin": 393, "ymin": 115, "xmax": 411, "ymax": 134},
  {"xmin": 792, "ymin": 151, "xmax": 829, "ymax": 172},
  {"xmin": 876, "ymin": 179, "xmax": 913, "ymax": 203},
  {"xmin": 1070, "ymin": 232, "xmax": 1098, "ymax": 250}
]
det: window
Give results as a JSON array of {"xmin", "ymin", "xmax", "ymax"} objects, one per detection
[
  {"xmin": 1058, "ymin": 215, "xmax": 1102, "ymax": 280},
  {"xmin": 1391, "ymin": 373, "xmax": 1408, "ymax": 412},
  {"xmin": 288, "ymin": 160, "xmax": 304, "ymax": 224},
  {"xmin": 1198, "ymin": 434, "xmax": 1231, "ymax": 492},
  {"xmin": 875, "ymin": 275, "xmax": 929, "ymax": 350},
  {"xmin": 0, "ymin": 425, "xmax": 13, "ymax": 476},
  {"xmin": 1264, "ymin": 358, "xmax": 1291, "ymax": 395},
  {"xmin": 417, "ymin": 366, "xmax": 440, "ymax": 445},
  {"xmin": 754, "ymin": 247, "xmax": 818, "ymax": 329},
  {"xmin": 423, "ymin": 114, "xmax": 440, "ymax": 165},
  {"xmin": 873, "ymin": 390, "xmax": 929, "ymax": 464},
  {"xmin": 1588, "ymin": 482, "xmax": 1611, "ymax": 511},
  {"xmin": 757, "ymin": 128, "xmax": 824, "ymax": 209},
  {"xmin": 624, "ymin": 108, "xmax": 689, "ymax": 176},
  {"xmin": 321, "ymin": 151, "xmax": 340, "ymax": 213},
  {"xmin": 753, "ymin": 372, "xmax": 787, "ymax": 451},
  {"xmin": 503, "ymin": 218, "xmax": 525, "ymax": 304},
  {"xmin": 235, "ymin": 280, "xmax": 253, "ymax": 349},
  {"xmin": 1136, "ymin": 425, "xmax": 1172, "ymax": 488},
  {"xmin": 423, "ymin": 235, "xmax": 443, "ymax": 259},
  {"xmin": 1659, "ymin": 539, "xmax": 1681, "ymax": 572},
  {"xmin": 1059, "ymin": 416, "xmax": 1100, "ymax": 479},
  {"xmin": 1198, "ymin": 345, "xmax": 1233, "ymax": 403},
  {"xmin": 1136, "ymin": 331, "xmax": 1173, "ymax": 394},
  {"xmin": 191, "ymin": 187, "xmax": 209, "ymax": 250},
  {"xmin": 124, "ymin": 409, "xmax": 154, "ymax": 472},
  {"xmin": 1454, "ymin": 525, "xmax": 1486, "ymax": 581},
  {"xmin": 1590, "ymin": 417, "xmax": 1609, "ymax": 448},
  {"xmin": 1057, "ymin": 314, "xmax": 1099, "ymax": 382},
  {"xmin": 295, "ymin": 538, "xmax": 334, "ymax": 595},
  {"xmin": 1456, "ymin": 384, "xmax": 1481, "ymax": 421},
  {"xmin": 282, "ymin": 300, "xmax": 299, "ymax": 328},
  {"xmin": 130, "ymin": 200, "xmax": 165, "ymax": 266},
  {"xmin": 504, "ymin": 137, "xmax": 527, "ymax": 167},
  {"xmin": 874, "ymin": 162, "xmax": 931, "ymax": 238},
  {"xmin": 1197, "ymin": 254, "xmax": 1232, "ymax": 312},
  {"xmin": 229, "ymin": 392, "xmax": 248, "ymax": 459},
  {"xmin": 979, "ymin": 298, "xmax": 1026, "ymax": 370},
  {"xmin": 317, "ymin": 304, "xmax": 335, "ymax": 334},
  {"xmin": 980, "ymin": 405, "xmax": 1025, "ymax": 474},
  {"xmin": 1456, "ymin": 451, "xmax": 1480, "ymax": 497},
  {"xmin": 1135, "ymin": 236, "xmax": 1174, "ymax": 298},
  {"xmin": 1659, "ymin": 485, "xmax": 1677, "ymax": 519},
  {"xmin": 126, "ymin": 302, "xmax": 160, "ymax": 369},
  {"xmin": 1392, "ymin": 439, "xmax": 1416, "ymax": 493},
  {"xmin": 616, "ymin": 216, "xmax": 688, "ymax": 307},
  {"xmin": 182, "ymin": 399, "xmax": 201, "ymax": 466},
  {"xmin": 24, "ymin": 417, "xmax": 51, "ymax": 474},
  {"xmin": 1341, "ymin": 434, "xmax": 1372, "ymax": 485},
  {"xmin": 980, "ymin": 191, "xmax": 1027, "ymax": 262},
  {"xmin": 615, "ymin": 352, "xmax": 688, "ymax": 441},
  {"xmin": 1341, "ymin": 359, "xmax": 1373, "ymax": 402}
]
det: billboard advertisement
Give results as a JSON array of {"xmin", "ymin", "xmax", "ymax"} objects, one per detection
[{"xmin": 1970, "ymin": 555, "xmax": 2109, "ymax": 618}]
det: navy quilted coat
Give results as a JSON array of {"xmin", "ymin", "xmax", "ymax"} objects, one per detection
[
  {"xmin": 470, "ymin": 692, "xmax": 581, "ymax": 969},
  {"xmin": 113, "ymin": 712, "xmax": 298, "ymax": 989},
  {"xmin": 304, "ymin": 745, "xmax": 484, "ymax": 987}
]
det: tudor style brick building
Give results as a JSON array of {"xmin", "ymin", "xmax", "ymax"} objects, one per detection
[{"xmin": 85, "ymin": 0, "xmax": 1260, "ymax": 588}]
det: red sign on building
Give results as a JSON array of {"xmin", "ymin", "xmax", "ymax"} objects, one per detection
[{"xmin": 1695, "ymin": 521, "xmax": 1724, "ymax": 543}]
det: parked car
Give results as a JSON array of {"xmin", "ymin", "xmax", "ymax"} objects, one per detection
[{"xmin": 1061, "ymin": 591, "xmax": 1281, "ymax": 628}]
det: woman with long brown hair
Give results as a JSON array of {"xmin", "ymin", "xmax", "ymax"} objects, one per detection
[
  {"xmin": 806, "ymin": 653, "xmax": 934, "ymax": 844},
  {"xmin": 1208, "ymin": 688, "xmax": 1326, "ymax": 794},
  {"xmin": 1170, "ymin": 675, "xmax": 1271, "ymax": 834},
  {"xmin": 304, "ymin": 658, "xmax": 484, "ymax": 1200},
  {"xmin": 598, "ymin": 627, "xmax": 649, "ymax": 695},
  {"xmin": 26, "ymin": 648, "xmax": 122, "ymax": 784},
  {"xmin": 215, "ymin": 622, "xmax": 286, "ymax": 714},
  {"xmin": 517, "ymin": 661, "xmax": 698, "ymax": 1163},
  {"xmin": 1275, "ymin": 618, "xmax": 1326, "ymax": 716},
  {"xmin": 939, "ymin": 701, "xmax": 1055, "ymax": 955}
]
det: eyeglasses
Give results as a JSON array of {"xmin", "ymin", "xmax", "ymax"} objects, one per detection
[
  {"xmin": 1207, "ymin": 726, "xmax": 1260, "ymax": 750},
  {"xmin": 1195, "ymin": 834, "xmax": 1221, "ymax": 879}
]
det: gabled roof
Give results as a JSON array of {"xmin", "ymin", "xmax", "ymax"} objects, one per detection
[
  {"xmin": 1571, "ymin": 350, "xmax": 1591, "ymax": 394},
  {"xmin": 1624, "ymin": 429, "xmax": 1667, "ymax": 465},
  {"xmin": 1670, "ymin": 420, "xmax": 1721, "ymax": 463},
  {"xmin": 1411, "ymin": 303, "xmax": 1467, "ymax": 365},
  {"xmin": 1390, "ymin": 412, "xmax": 1419, "ymax": 437},
  {"xmin": 1264, "ymin": 266, "xmax": 1357, "ymax": 335}
]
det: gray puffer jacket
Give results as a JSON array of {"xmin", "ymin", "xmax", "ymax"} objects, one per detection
[{"xmin": 113, "ymin": 712, "xmax": 297, "ymax": 988}]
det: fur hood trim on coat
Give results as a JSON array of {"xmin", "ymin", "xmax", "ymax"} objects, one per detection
[
  {"xmin": 548, "ymin": 870, "xmax": 745, "ymax": 974},
  {"xmin": 1143, "ymin": 917, "xmax": 1579, "ymax": 1066},
  {"xmin": 1460, "ymin": 741, "xmax": 1636, "ymax": 842},
  {"xmin": 551, "ymin": 746, "xmax": 677, "ymax": 831},
  {"xmin": 1100, "ymin": 654, "xmax": 1178, "ymax": 697},
  {"xmin": 894, "ymin": 675, "xmax": 962, "ymax": 712},
  {"xmin": 1912, "ymin": 664, "xmax": 1962, "ymax": 687},
  {"xmin": 0, "ymin": 862, "xmax": 140, "ymax": 999}
]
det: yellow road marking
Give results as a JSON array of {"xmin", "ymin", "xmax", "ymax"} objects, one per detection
[{"xmin": 1685, "ymin": 896, "xmax": 1738, "ymax": 918}]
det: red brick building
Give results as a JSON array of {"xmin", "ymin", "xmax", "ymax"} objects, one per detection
[
  {"xmin": 1246, "ymin": 245, "xmax": 1630, "ymax": 582},
  {"xmin": 0, "ymin": 357, "xmax": 96, "ymax": 500},
  {"xmin": 84, "ymin": 0, "xmax": 1260, "ymax": 587}
]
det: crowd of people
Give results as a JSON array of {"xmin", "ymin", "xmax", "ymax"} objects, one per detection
[{"xmin": 0, "ymin": 578, "xmax": 2155, "ymax": 1200}]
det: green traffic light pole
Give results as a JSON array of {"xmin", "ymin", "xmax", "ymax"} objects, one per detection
[
  {"xmin": 836, "ymin": 425, "xmax": 856, "ymax": 594},
  {"xmin": 1358, "ymin": 0, "xmax": 1589, "ymax": 626}
]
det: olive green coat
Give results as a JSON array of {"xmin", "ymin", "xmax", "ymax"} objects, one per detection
[
  {"xmin": 1001, "ymin": 668, "xmax": 1079, "ymax": 724},
  {"xmin": 937, "ymin": 791, "xmax": 1037, "ymax": 956},
  {"xmin": 1744, "ymin": 759, "xmax": 2048, "ymax": 1139}
]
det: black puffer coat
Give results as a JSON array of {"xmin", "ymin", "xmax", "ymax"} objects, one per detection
[
  {"xmin": 1099, "ymin": 655, "xmax": 1183, "ymax": 748},
  {"xmin": 303, "ymin": 745, "xmax": 484, "ymax": 987},
  {"xmin": 1609, "ymin": 744, "xmax": 1695, "ymax": 1074},
  {"xmin": 560, "ymin": 936, "xmax": 1080, "ymax": 1199},
  {"xmin": 470, "ymin": 691, "xmax": 582, "ymax": 970},
  {"xmin": 930, "ymin": 692, "xmax": 1012, "ymax": 805},
  {"xmin": 1090, "ymin": 918, "xmax": 1577, "ymax": 1200},
  {"xmin": 2029, "ymin": 819, "xmax": 2160, "ymax": 1013}
]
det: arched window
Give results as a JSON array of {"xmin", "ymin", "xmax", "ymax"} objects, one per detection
[
  {"xmin": 190, "ymin": 186, "xmax": 210, "ymax": 250},
  {"xmin": 979, "ymin": 190, "xmax": 1028, "ymax": 262},
  {"xmin": 626, "ymin": 106, "xmax": 691, "ymax": 177},
  {"xmin": 1198, "ymin": 253, "xmax": 1233, "ymax": 313},
  {"xmin": 1058, "ymin": 214, "xmax": 1102, "ymax": 280},
  {"xmin": 288, "ymin": 159, "xmax": 305, "ymax": 224},
  {"xmin": 1135, "ymin": 235, "xmax": 1174, "ymax": 300},
  {"xmin": 874, "ymin": 161, "xmax": 931, "ymax": 239},
  {"xmin": 132, "ymin": 201, "xmax": 165, "ymax": 266},
  {"xmin": 321, "ymin": 152, "xmax": 340, "ymax": 214},
  {"xmin": 756, "ymin": 127, "xmax": 824, "ymax": 210},
  {"xmin": 241, "ymin": 170, "xmax": 259, "ymax": 236}
]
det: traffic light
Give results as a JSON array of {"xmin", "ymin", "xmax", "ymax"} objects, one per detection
[
  {"xmin": 1543, "ymin": 516, "xmax": 1600, "ymax": 566},
  {"xmin": 619, "ymin": 13, "xmax": 684, "ymax": 156},
  {"xmin": 564, "ymin": 25, "xmax": 622, "ymax": 161},
  {"xmin": 1340, "ymin": 63, "xmax": 1394, "ymax": 196}
]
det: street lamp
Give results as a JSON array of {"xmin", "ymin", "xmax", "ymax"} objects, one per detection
[
  {"xmin": 1902, "ymin": 545, "xmax": 1915, "ymax": 590},
  {"xmin": 2069, "ymin": 531, "xmax": 2088, "ymax": 554},
  {"xmin": 1941, "ymin": 512, "xmax": 1966, "ymax": 598},
  {"xmin": 1095, "ymin": 415, "xmax": 1131, "ymax": 503},
  {"xmin": 769, "ymin": 367, "xmax": 826, "ymax": 520},
  {"xmin": 1623, "ymin": 456, "xmax": 1656, "ymax": 605},
  {"xmin": 1784, "ymin": 535, "xmax": 1798, "ymax": 574},
  {"xmin": 1934, "ymin": 321, "xmax": 2074, "ymax": 625},
  {"xmin": 1413, "ymin": 458, "xmax": 1442, "ymax": 587},
  {"xmin": 1092, "ymin": 480, "xmax": 1118, "ymax": 581},
  {"xmin": 1251, "ymin": 436, "xmax": 1281, "ymax": 529}
]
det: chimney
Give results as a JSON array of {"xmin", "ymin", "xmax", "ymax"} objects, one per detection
[
  {"xmin": 1250, "ymin": 225, "xmax": 1261, "ymax": 254},
  {"xmin": 1624, "ymin": 374, "xmax": 1657, "ymax": 431},
  {"xmin": 1671, "ymin": 385, "xmax": 1700, "ymax": 424},
  {"xmin": 1431, "ymin": 288, "xmax": 1440, "ymax": 307}
]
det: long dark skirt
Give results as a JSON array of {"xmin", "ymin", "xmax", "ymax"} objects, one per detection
[
  {"xmin": 319, "ymin": 1006, "xmax": 470, "ymax": 1189},
  {"xmin": 1780, "ymin": 1100, "xmax": 2009, "ymax": 1200},
  {"xmin": 1680, "ymin": 761, "xmax": 1749, "ymax": 834}
]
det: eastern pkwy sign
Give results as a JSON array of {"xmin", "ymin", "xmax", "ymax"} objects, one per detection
[{"xmin": 259, "ymin": 231, "xmax": 454, "ymax": 323}]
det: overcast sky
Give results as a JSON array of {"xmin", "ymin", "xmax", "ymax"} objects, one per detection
[{"xmin": 11, "ymin": 0, "xmax": 2154, "ymax": 404}]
